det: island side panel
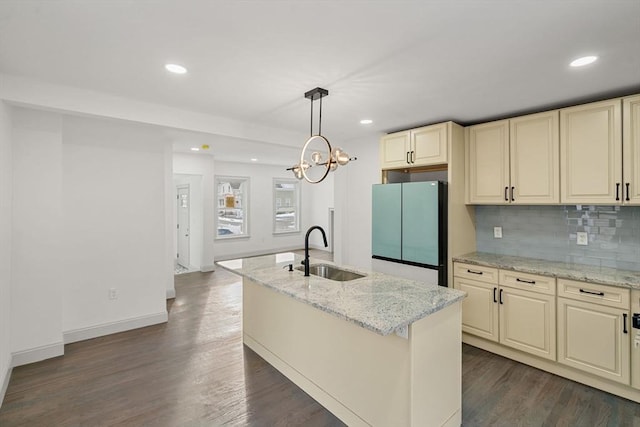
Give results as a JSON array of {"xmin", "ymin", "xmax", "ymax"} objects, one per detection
[
  {"xmin": 410, "ymin": 302, "xmax": 462, "ymax": 427},
  {"xmin": 242, "ymin": 278, "xmax": 411, "ymax": 427}
]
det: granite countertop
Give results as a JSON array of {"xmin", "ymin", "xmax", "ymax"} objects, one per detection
[
  {"xmin": 453, "ymin": 252, "xmax": 640, "ymax": 290},
  {"xmin": 216, "ymin": 252, "xmax": 465, "ymax": 336}
]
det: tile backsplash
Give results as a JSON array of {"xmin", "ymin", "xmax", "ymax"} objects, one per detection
[{"xmin": 475, "ymin": 205, "xmax": 640, "ymax": 272}]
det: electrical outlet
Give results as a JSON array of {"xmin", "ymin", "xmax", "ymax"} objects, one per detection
[
  {"xmin": 576, "ymin": 232, "xmax": 588, "ymax": 246},
  {"xmin": 494, "ymin": 227, "xmax": 502, "ymax": 239},
  {"xmin": 109, "ymin": 288, "xmax": 118, "ymax": 300}
]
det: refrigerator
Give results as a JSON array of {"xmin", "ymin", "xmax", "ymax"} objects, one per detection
[{"xmin": 371, "ymin": 181, "xmax": 448, "ymax": 286}]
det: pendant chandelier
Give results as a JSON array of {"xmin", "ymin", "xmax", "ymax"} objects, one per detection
[{"xmin": 287, "ymin": 87, "xmax": 356, "ymax": 183}]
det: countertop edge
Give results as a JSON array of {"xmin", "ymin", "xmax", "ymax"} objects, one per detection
[{"xmin": 453, "ymin": 253, "xmax": 640, "ymax": 290}]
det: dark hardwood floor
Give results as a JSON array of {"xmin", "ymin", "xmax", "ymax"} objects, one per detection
[{"xmin": 1, "ymin": 249, "xmax": 639, "ymax": 426}]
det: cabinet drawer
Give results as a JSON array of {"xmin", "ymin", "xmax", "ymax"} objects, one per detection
[
  {"xmin": 453, "ymin": 262, "xmax": 498, "ymax": 284},
  {"xmin": 499, "ymin": 270, "xmax": 556, "ymax": 296},
  {"xmin": 558, "ymin": 279, "xmax": 630, "ymax": 309}
]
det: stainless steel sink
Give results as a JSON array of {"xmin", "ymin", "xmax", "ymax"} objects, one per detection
[{"xmin": 295, "ymin": 263, "xmax": 365, "ymax": 282}]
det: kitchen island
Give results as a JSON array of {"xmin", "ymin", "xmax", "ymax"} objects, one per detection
[{"xmin": 217, "ymin": 253, "xmax": 466, "ymax": 427}]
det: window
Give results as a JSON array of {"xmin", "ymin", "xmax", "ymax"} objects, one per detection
[
  {"xmin": 216, "ymin": 176, "xmax": 249, "ymax": 238},
  {"xmin": 273, "ymin": 179, "xmax": 300, "ymax": 234}
]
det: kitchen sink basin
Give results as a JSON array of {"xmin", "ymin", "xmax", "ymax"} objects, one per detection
[{"xmin": 296, "ymin": 263, "xmax": 365, "ymax": 282}]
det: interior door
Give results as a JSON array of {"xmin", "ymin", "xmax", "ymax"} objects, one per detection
[{"xmin": 177, "ymin": 185, "xmax": 190, "ymax": 268}]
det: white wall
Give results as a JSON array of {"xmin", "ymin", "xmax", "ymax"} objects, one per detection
[
  {"xmin": 60, "ymin": 115, "xmax": 169, "ymax": 337},
  {"xmin": 213, "ymin": 161, "xmax": 312, "ymax": 260},
  {"xmin": 173, "ymin": 153, "xmax": 215, "ymax": 270},
  {"xmin": 0, "ymin": 101, "xmax": 13, "ymax": 404},
  {"xmin": 10, "ymin": 108, "xmax": 64, "ymax": 363},
  {"xmin": 305, "ymin": 173, "xmax": 335, "ymax": 250},
  {"xmin": 174, "ymin": 174, "xmax": 204, "ymax": 270},
  {"xmin": 334, "ymin": 136, "xmax": 381, "ymax": 269}
]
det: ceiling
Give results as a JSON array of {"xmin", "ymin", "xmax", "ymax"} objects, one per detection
[{"xmin": 1, "ymin": 0, "xmax": 639, "ymax": 165}]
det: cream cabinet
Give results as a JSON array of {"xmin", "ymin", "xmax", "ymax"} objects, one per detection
[
  {"xmin": 557, "ymin": 279, "xmax": 630, "ymax": 385},
  {"xmin": 467, "ymin": 111, "xmax": 559, "ymax": 204},
  {"xmin": 380, "ymin": 122, "xmax": 448, "ymax": 169},
  {"xmin": 466, "ymin": 120, "xmax": 509, "ymax": 204},
  {"xmin": 454, "ymin": 263, "xmax": 499, "ymax": 342},
  {"xmin": 560, "ymin": 98, "xmax": 623, "ymax": 204},
  {"xmin": 454, "ymin": 263, "xmax": 556, "ymax": 360},
  {"xmin": 624, "ymin": 95, "xmax": 640, "ymax": 204},
  {"xmin": 631, "ymin": 289, "xmax": 640, "ymax": 390}
]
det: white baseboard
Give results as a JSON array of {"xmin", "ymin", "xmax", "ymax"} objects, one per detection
[
  {"xmin": 0, "ymin": 362, "xmax": 12, "ymax": 408},
  {"xmin": 63, "ymin": 311, "xmax": 168, "ymax": 345},
  {"xmin": 11, "ymin": 342, "xmax": 64, "ymax": 368},
  {"xmin": 200, "ymin": 264, "xmax": 215, "ymax": 272},
  {"xmin": 166, "ymin": 288, "xmax": 176, "ymax": 299}
]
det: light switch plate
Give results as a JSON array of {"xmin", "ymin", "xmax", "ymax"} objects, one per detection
[
  {"xmin": 577, "ymin": 231, "xmax": 588, "ymax": 246},
  {"xmin": 494, "ymin": 227, "xmax": 502, "ymax": 239}
]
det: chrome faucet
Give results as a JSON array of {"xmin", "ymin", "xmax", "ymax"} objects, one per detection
[{"xmin": 303, "ymin": 225, "xmax": 328, "ymax": 276}]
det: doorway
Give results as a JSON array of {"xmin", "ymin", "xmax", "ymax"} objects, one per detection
[{"xmin": 176, "ymin": 185, "xmax": 190, "ymax": 269}]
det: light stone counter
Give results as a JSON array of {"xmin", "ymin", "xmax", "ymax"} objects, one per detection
[
  {"xmin": 453, "ymin": 252, "xmax": 640, "ymax": 290},
  {"xmin": 216, "ymin": 252, "xmax": 465, "ymax": 336}
]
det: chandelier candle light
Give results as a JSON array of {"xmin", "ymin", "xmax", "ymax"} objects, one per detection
[{"xmin": 287, "ymin": 87, "xmax": 356, "ymax": 183}]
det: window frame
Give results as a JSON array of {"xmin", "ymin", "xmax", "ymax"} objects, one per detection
[
  {"xmin": 215, "ymin": 175, "xmax": 250, "ymax": 240},
  {"xmin": 273, "ymin": 178, "xmax": 301, "ymax": 235}
]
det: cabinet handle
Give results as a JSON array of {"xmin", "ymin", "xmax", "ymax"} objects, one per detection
[
  {"xmin": 516, "ymin": 278, "xmax": 536, "ymax": 285},
  {"xmin": 411, "ymin": 151, "xmax": 415, "ymax": 163},
  {"xmin": 616, "ymin": 183, "xmax": 620, "ymax": 201},
  {"xmin": 467, "ymin": 269, "xmax": 483, "ymax": 275},
  {"xmin": 504, "ymin": 187, "xmax": 509, "ymax": 202},
  {"xmin": 511, "ymin": 186, "xmax": 515, "ymax": 202},
  {"xmin": 626, "ymin": 183, "xmax": 631, "ymax": 202},
  {"xmin": 493, "ymin": 287, "xmax": 497, "ymax": 303},
  {"xmin": 579, "ymin": 288, "xmax": 605, "ymax": 297},
  {"xmin": 499, "ymin": 289, "xmax": 504, "ymax": 304},
  {"xmin": 623, "ymin": 313, "xmax": 628, "ymax": 334},
  {"xmin": 406, "ymin": 151, "xmax": 410, "ymax": 164}
]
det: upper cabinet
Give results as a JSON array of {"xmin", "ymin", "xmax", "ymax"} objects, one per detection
[
  {"xmin": 467, "ymin": 111, "xmax": 559, "ymax": 204},
  {"xmin": 380, "ymin": 122, "xmax": 448, "ymax": 169},
  {"xmin": 560, "ymin": 99, "xmax": 622, "ymax": 204},
  {"xmin": 623, "ymin": 95, "xmax": 640, "ymax": 204},
  {"xmin": 466, "ymin": 119, "xmax": 510, "ymax": 204}
]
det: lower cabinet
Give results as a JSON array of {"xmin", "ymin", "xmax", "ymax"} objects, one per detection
[
  {"xmin": 500, "ymin": 286, "xmax": 556, "ymax": 360},
  {"xmin": 454, "ymin": 263, "xmax": 556, "ymax": 360},
  {"xmin": 557, "ymin": 279, "xmax": 631, "ymax": 385}
]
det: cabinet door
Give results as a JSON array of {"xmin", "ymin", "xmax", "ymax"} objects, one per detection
[
  {"xmin": 467, "ymin": 120, "xmax": 510, "ymax": 204},
  {"xmin": 631, "ymin": 289, "xmax": 640, "ymax": 390},
  {"xmin": 499, "ymin": 287, "xmax": 556, "ymax": 360},
  {"xmin": 454, "ymin": 277, "xmax": 499, "ymax": 342},
  {"xmin": 411, "ymin": 123, "xmax": 448, "ymax": 166},
  {"xmin": 380, "ymin": 131, "xmax": 411, "ymax": 169},
  {"xmin": 558, "ymin": 297, "xmax": 630, "ymax": 384},
  {"xmin": 560, "ymin": 99, "xmax": 622, "ymax": 204},
  {"xmin": 371, "ymin": 184, "xmax": 402, "ymax": 260},
  {"xmin": 623, "ymin": 95, "xmax": 640, "ymax": 205},
  {"xmin": 510, "ymin": 111, "xmax": 560, "ymax": 204}
]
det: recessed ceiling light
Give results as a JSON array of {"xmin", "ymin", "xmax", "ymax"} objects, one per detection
[
  {"xmin": 570, "ymin": 56, "xmax": 598, "ymax": 67},
  {"xmin": 251, "ymin": 158, "xmax": 258, "ymax": 162},
  {"xmin": 360, "ymin": 119, "xmax": 373, "ymax": 125},
  {"xmin": 190, "ymin": 147, "xmax": 200, "ymax": 151},
  {"xmin": 165, "ymin": 63, "xmax": 188, "ymax": 74}
]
